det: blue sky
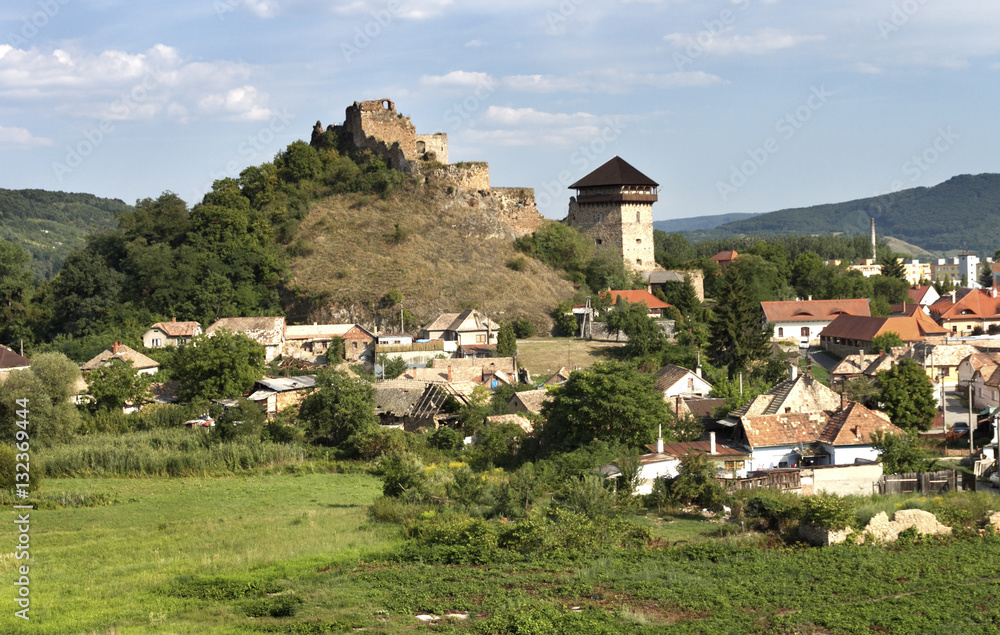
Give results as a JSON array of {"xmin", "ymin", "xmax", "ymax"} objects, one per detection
[{"xmin": 2, "ymin": 0, "xmax": 999, "ymax": 221}]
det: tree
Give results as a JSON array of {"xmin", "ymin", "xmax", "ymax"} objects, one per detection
[
  {"xmin": 879, "ymin": 254, "xmax": 906, "ymax": 280},
  {"xmin": 0, "ymin": 356, "xmax": 82, "ymax": 447},
  {"xmin": 604, "ymin": 297, "xmax": 667, "ymax": 357},
  {"xmin": 513, "ymin": 317, "xmax": 535, "ymax": 339},
  {"xmin": 979, "ymin": 263, "xmax": 994, "ymax": 289},
  {"xmin": 377, "ymin": 354, "xmax": 407, "ymax": 380},
  {"xmin": 497, "ymin": 321, "xmax": 517, "ymax": 357},
  {"xmin": 538, "ymin": 361, "xmax": 670, "ymax": 452},
  {"xmin": 875, "ymin": 358, "xmax": 937, "ymax": 430},
  {"xmin": 86, "ymin": 359, "xmax": 153, "ymax": 411},
  {"xmin": 869, "ymin": 331, "xmax": 904, "ymax": 354},
  {"xmin": 708, "ymin": 272, "xmax": 772, "ymax": 379},
  {"xmin": 173, "ymin": 331, "xmax": 266, "ymax": 401},
  {"xmin": 298, "ymin": 370, "xmax": 377, "ymax": 447},
  {"xmin": 870, "ymin": 430, "xmax": 934, "ymax": 474}
]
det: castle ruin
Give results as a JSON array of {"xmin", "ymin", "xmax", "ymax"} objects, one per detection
[{"xmin": 311, "ymin": 98, "xmax": 542, "ymax": 238}]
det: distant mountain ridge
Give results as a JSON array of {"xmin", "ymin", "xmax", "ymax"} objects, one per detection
[
  {"xmin": 0, "ymin": 189, "xmax": 128, "ymax": 278},
  {"xmin": 653, "ymin": 212, "xmax": 759, "ymax": 233},
  {"xmin": 668, "ymin": 174, "xmax": 1000, "ymax": 256}
]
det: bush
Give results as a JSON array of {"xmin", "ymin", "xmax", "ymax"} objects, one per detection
[
  {"xmin": 350, "ymin": 426, "xmax": 407, "ymax": 460},
  {"xmin": 428, "ymin": 426, "xmax": 462, "ymax": 451},
  {"xmin": 506, "ymin": 256, "xmax": 528, "ymax": 271},
  {"xmin": 513, "ymin": 317, "xmax": 536, "ymax": 339},
  {"xmin": 801, "ymin": 494, "xmax": 855, "ymax": 530},
  {"xmin": 555, "ymin": 474, "xmax": 619, "ymax": 520},
  {"xmin": 744, "ymin": 491, "xmax": 802, "ymax": 532},
  {"xmin": 368, "ymin": 495, "xmax": 436, "ymax": 524},
  {"xmin": 0, "ymin": 444, "xmax": 18, "ymax": 492},
  {"xmin": 377, "ymin": 451, "xmax": 425, "ymax": 498}
]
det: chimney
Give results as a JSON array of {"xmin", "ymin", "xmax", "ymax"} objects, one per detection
[
  {"xmin": 695, "ymin": 351, "xmax": 702, "ymax": 377},
  {"xmin": 808, "ymin": 294, "xmax": 812, "ymax": 301},
  {"xmin": 171, "ymin": 317, "xmax": 176, "ymax": 323},
  {"xmin": 447, "ymin": 366, "xmax": 453, "ymax": 382},
  {"xmin": 789, "ymin": 364, "xmax": 798, "ymax": 381},
  {"xmin": 112, "ymin": 341, "xmax": 119, "ymax": 354},
  {"xmin": 710, "ymin": 431, "xmax": 717, "ymax": 455},
  {"xmin": 656, "ymin": 424, "xmax": 664, "ymax": 453},
  {"xmin": 870, "ymin": 217, "xmax": 877, "ymax": 261},
  {"xmin": 675, "ymin": 395, "xmax": 682, "ymax": 418}
]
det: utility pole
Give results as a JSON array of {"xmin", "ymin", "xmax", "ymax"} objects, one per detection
[{"xmin": 970, "ymin": 383, "xmax": 976, "ymax": 456}]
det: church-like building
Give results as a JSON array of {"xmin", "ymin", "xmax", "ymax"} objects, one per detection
[{"xmin": 564, "ymin": 156, "xmax": 658, "ymax": 272}]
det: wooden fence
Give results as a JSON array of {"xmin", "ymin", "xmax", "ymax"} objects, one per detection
[
  {"xmin": 877, "ymin": 470, "xmax": 958, "ymax": 495},
  {"xmin": 720, "ymin": 470, "xmax": 801, "ymax": 493}
]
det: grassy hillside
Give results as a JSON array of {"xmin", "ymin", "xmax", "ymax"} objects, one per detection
[
  {"xmin": 0, "ymin": 188, "xmax": 128, "ymax": 278},
  {"xmin": 287, "ymin": 180, "xmax": 575, "ymax": 332},
  {"xmin": 708, "ymin": 173, "xmax": 1000, "ymax": 255}
]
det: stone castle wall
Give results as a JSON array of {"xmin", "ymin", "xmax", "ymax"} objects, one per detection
[
  {"xmin": 429, "ymin": 162, "xmax": 491, "ymax": 190},
  {"xmin": 566, "ymin": 198, "xmax": 657, "ymax": 272},
  {"xmin": 491, "ymin": 187, "xmax": 543, "ymax": 237},
  {"xmin": 416, "ymin": 133, "xmax": 448, "ymax": 164}
]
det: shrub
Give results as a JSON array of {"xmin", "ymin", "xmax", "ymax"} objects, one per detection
[
  {"xmin": 744, "ymin": 491, "xmax": 801, "ymax": 532},
  {"xmin": 350, "ymin": 426, "xmax": 407, "ymax": 460},
  {"xmin": 0, "ymin": 444, "xmax": 19, "ymax": 492},
  {"xmin": 428, "ymin": 426, "xmax": 462, "ymax": 451},
  {"xmin": 513, "ymin": 317, "xmax": 536, "ymax": 339},
  {"xmin": 801, "ymin": 494, "xmax": 855, "ymax": 530},
  {"xmin": 506, "ymin": 256, "xmax": 528, "ymax": 271},
  {"xmin": 554, "ymin": 474, "xmax": 619, "ymax": 520},
  {"xmin": 368, "ymin": 495, "xmax": 436, "ymax": 524},
  {"xmin": 377, "ymin": 451, "xmax": 425, "ymax": 498}
]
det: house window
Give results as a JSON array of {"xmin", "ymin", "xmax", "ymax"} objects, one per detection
[
  {"xmin": 777, "ymin": 327, "xmax": 784, "ymax": 337},
  {"xmin": 476, "ymin": 334, "xmax": 486, "ymax": 344},
  {"xmin": 598, "ymin": 214, "xmax": 604, "ymax": 222},
  {"xmin": 353, "ymin": 342, "xmax": 358, "ymax": 349},
  {"xmin": 151, "ymin": 338, "xmax": 162, "ymax": 347},
  {"xmin": 724, "ymin": 461, "xmax": 745, "ymax": 472},
  {"xmin": 687, "ymin": 377, "xmax": 695, "ymax": 391},
  {"xmin": 636, "ymin": 211, "xmax": 640, "ymax": 222},
  {"xmin": 596, "ymin": 238, "xmax": 603, "ymax": 245},
  {"xmin": 636, "ymin": 259, "xmax": 642, "ymax": 265},
  {"xmin": 636, "ymin": 238, "xmax": 641, "ymax": 244},
  {"xmin": 801, "ymin": 327, "xmax": 809, "ymax": 338}
]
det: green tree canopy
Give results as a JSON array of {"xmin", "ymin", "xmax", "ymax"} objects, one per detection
[
  {"xmin": 875, "ymin": 358, "xmax": 937, "ymax": 430},
  {"xmin": 879, "ymin": 253, "xmax": 907, "ymax": 280},
  {"xmin": 298, "ymin": 370, "xmax": 377, "ymax": 447},
  {"xmin": 86, "ymin": 359, "xmax": 153, "ymax": 412},
  {"xmin": 173, "ymin": 330, "xmax": 266, "ymax": 401},
  {"xmin": 0, "ymin": 353, "xmax": 82, "ymax": 447},
  {"xmin": 538, "ymin": 361, "xmax": 669, "ymax": 452},
  {"xmin": 708, "ymin": 272, "xmax": 772, "ymax": 378},
  {"xmin": 869, "ymin": 331, "xmax": 904, "ymax": 354},
  {"xmin": 497, "ymin": 321, "xmax": 517, "ymax": 357},
  {"xmin": 870, "ymin": 430, "xmax": 934, "ymax": 474}
]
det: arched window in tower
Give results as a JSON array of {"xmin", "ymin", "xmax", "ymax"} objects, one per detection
[
  {"xmin": 636, "ymin": 211, "xmax": 640, "ymax": 223},
  {"xmin": 598, "ymin": 214, "xmax": 604, "ymax": 223}
]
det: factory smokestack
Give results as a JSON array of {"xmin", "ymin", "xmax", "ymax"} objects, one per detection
[{"xmin": 870, "ymin": 217, "xmax": 876, "ymax": 262}]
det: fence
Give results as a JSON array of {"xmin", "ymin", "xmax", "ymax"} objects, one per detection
[
  {"xmin": 877, "ymin": 470, "xmax": 958, "ymax": 495},
  {"xmin": 720, "ymin": 470, "xmax": 801, "ymax": 493}
]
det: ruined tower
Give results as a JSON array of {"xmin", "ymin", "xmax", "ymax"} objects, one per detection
[
  {"xmin": 340, "ymin": 99, "xmax": 448, "ymax": 171},
  {"xmin": 565, "ymin": 156, "xmax": 658, "ymax": 272}
]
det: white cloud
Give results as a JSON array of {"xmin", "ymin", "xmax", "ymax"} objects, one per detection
[
  {"xmin": 464, "ymin": 39, "xmax": 485, "ymax": 48},
  {"xmin": 502, "ymin": 70, "xmax": 722, "ymax": 93},
  {"xmin": 420, "ymin": 71, "xmax": 495, "ymax": 89},
  {"xmin": 0, "ymin": 44, "xmax": 273, "ymax": 123},
  {"xmin": 664, "ymin": 27, "xmax": 824, "ymax": 56},
  {"xmin": 243, "ymin": 0, "xmax": 279, "ymax": 17},
  {"xmin": 332, "ymin": 0, "xmax": 453, "ymax": 20},
  {"xmin": 468, "ymin": 106, "xmax": 630, "ymax": 148},
  {"xmin": 0, "ymin": 125, "xmax": 53, "ymax": 148},
  {"xmin": 851, "ymin": 62, "xmax": 882, "ymax": 74}
]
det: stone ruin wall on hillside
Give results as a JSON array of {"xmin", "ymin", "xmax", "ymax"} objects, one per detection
[{"xmin": 313, "ymin": 98, "xmax": 544, "ymax": 239}]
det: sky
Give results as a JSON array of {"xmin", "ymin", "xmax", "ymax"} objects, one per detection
[{"xmin": 1, "ymin": 0, "xmax": 1000, "ymax": 222}]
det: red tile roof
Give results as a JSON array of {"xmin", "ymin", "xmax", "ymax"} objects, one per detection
[
  {"xmin": 820, "ymin": 402, "xmax": 902, "ymax": 445},
  {"xmin": 819, "ymin": 313, "xmax": 947, "ymax": 342},
  {"xmin": 0, "ymin": 345, "xmax": 30, "ymax": 370},
  {"xmin": 711, "ymin": 250, "xmax": 738, "ymax": 263},
  {"xmin": 761, "ymin": 299, "xmax": 870, "ymax": 323},
  {"xmin": 603, "ymin": 289, "xmax": 671, "ymax": 310},
  {"xmin": 930, "ymin": 289, "xmax": 1000, "ymax": 321},
  {"xmin": 908, "ymin": 286, "xmax": 933, "ymax": 304}
]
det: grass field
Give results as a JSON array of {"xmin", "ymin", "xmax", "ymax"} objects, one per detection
[
  {"xmin": 515, "ymin": 338, "xmax": 623, "ymax": 379},
  {"xmin": 8, "ymin": 475, "xmax": 1000, "ymax": 633}
]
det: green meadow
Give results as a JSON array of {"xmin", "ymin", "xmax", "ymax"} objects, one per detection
[{"xmin": 6, "ymin": 473, "xmax": 1000, "ymax": 634}]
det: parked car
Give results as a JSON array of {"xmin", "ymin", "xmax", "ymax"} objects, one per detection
[
  {"xmin": 990, "ymin": 472, "xmax": 1000, "ymax": 488},
  {"xmin": 183, "ymin": 416, "xmax": 214, "ymax": 428}
]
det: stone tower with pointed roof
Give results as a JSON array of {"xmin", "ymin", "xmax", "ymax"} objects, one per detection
[{"xmin": 565, "ymin": 156, "xmax": 658, "ymax": 272}]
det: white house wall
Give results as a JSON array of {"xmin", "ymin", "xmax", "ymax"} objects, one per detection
[
  {"xmin": 770, "ymin": 320, "xmax": 830, "ymax": 344},
  {"xmin": 748, "ymin": 446, "xmax": 803, "ymax": 470}
]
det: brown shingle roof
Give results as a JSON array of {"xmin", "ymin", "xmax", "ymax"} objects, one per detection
[
  {"xmin": 0, "ymin": 345, "xmax": 30, "ymax": 370},
  {"xmin": 654, "ymin": 364, "xmax": 696, "ymax": 392},
  {"xmin": 819, "ymin": 313, "xmax": 948, "ymax": 342},
  {"xmin": 284, "ymin": 323, "xmax": 373, "ymax": 340},
  {"xmin": 603, "ymin": 289, "xmax": 671, "ymax": 310},
  {"xmin": 931, "ymin": 289, "xmax": 1000, "ymax": 321},
  {"xmin": 206, "ymin": 317, "xmax": 285, "ymax": 347},
  {"xmin": 729, "ymin": 375, "xmax": 841, "ymax": 418},
  {"xmin": 148, "ymin": 320, "xmax": 201, "ymax": 338},
  {"xmin": 761, "ymin": 299, "xmax": 871, "ymax": 323},
  {"xmin": 569, "ymin": 156, "xmax": 658, "ymax": 189},
  {"xmin": 509, "ymin": 388, "xmax": 551, "ymax": 414},
  {"xmin": 820, "ymin": 402, "xmax": 902, "ymax": 445},
  {"xmin": 740, "ymin": 412, "xmax": 829, "ymax": 447},
  {"xmin": 80, "ymin": 344, "xmax": 159, "ymax": 371}
]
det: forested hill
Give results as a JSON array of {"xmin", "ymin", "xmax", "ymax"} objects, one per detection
[
  {"xmin": 691, "ymin": 174, "xmax": 1000, "ymax": 256},
  {"xmin": 0, "ymin": 189, "xmax": 128, "ymax": 278},
  {"xmin": 652, "ymin": 212, "xmax": 758, "ymax": 233}
]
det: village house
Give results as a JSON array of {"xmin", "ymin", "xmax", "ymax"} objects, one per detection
[
  {"xmin": 0, "ymin": 345, "xmax": 30, "ymax": 374},
  {"xmin": 246, "ymin": 375, "xmax": 317, "ymax": 417},
  {"xmin": 908, "ymin": 285, "xmax": 941, "ymax": 307},
  {"xmin": 601, "ymin": 289, "xmax": 672, "ymax": 317},
  {"xmin": 374, "ymin": 379, "xmax": 467, "ymax": 430},
  {"xmin": 903, "ymin": 342, "xmax": 980, "ymax": 385},
  {"xmin": 508, "ymin": 388, "xmax": 551, "ymax": 417},
  {"xmin": 830, "ymin": 347, "xmax": 909, "ymax": 386},
  {"xmin": 80, "ymin": 342, "xmax": 159, "ymax": 376},
  {"xmin": 644, "ymin": 270, "xmax": 705, "ymax": 302},
  {"xmin": 142, "ymin": 319, "xmax": 201, "ymax": 348},
  {"xmin": 818, "ymin": 312, "xmax": 948, "ymax": 358},
  {"xmin": 761, "ymin": 299, "xmax": 871, "ymax": 346},
  {"xmin": 418, "ymin": 309, "xmax": 500, "ymax": 347},
  {"xmin": 718, "ymin": 367, "xmax": 842, "ymax": 429},
  {"xmin": 206, "ymin": 317, "xmax": 286, "ymax": 362},
  {"xmin": 710, "ymin": 250, "xmax": 738, "ymax": 271},
  {"xmin": 731, "ymin": 401, "xmax": 904, "ymax": 471},
  {"xmin": 654, "ymin": 364, "xmax": 712, "ymax": 400},
  {"xmin": 957, "ymin": 352, "xmax": 1000, "ymax": 391},
  {"xmin": 603, "ymin": 431, "xmax": 749, "ymax": 495},
  {"xmin": 283, "ymin": 323, "xmax": 374, "ymax": 362},
  {"xmin": 484, "ymin": 413, "xmax": 534, "ymax": 434},
  {"xmin": 928, "ymin": 288, "xmax": 1000, "ymax": 336},
  {"xmin": 542, "ymin": 367, "xmax": 571, "ymax": 387},
  {"xmin": 970, "ymin": 366, "xmax": 1000, "ymax": 411}
]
